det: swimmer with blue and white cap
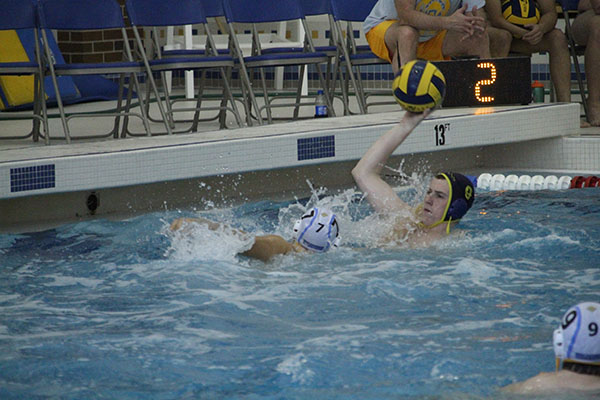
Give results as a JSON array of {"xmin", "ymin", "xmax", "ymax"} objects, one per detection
[
  {"xmin": 293, "ymin": 207, "xmax": 341, "ymax": 252},
  {"xmin": 352, "ymin": 109, "xmax": 475, "ymax": 246},
  {"xmin": 503, "ymin": 302, "xmax": 600, "ymax": 394},
  {"xmin": 170, "ymin": 206, "xmax": 340, "ymax": 262}
]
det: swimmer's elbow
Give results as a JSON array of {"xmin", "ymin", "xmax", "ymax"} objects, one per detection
[
  {"xmin": 352, "ymin": 164, "xmax": 375, "ymax": 189},
  {"xmin": 351, "ymin": 165, "xmax": 360, "ymax": 180},
  {"xmin": 351, "ymin": 167, "xmax": 365, "ymax": 190},
  {"xmin": 351, "ymin": 164, "xmax": 367, "ymax": 183}
]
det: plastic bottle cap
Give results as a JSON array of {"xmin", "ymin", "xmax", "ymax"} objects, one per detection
[{"xmin": 532, "ymin": 80, "xmax": 544, "ymax": 88}]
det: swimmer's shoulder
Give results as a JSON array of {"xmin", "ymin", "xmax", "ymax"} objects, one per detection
[
  {"xmin": 242, "ymin": 234, "xmax": 300, "ymax": 262},
  {"xmin": 502, "ymin": 370, "xmax": 600, "ymax": 394},
  {"xmin": 501, "ymin": 372, "xmax": 555, "ymax": 393}
]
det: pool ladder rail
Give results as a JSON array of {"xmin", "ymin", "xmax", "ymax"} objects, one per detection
[{"xmin": 474, "ymin": 174, "xmax": 600, "ymax": 191}]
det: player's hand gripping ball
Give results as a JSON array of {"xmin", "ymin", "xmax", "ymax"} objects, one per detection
[{"xmin": 392, "ymin": 60, "xmax": 446, "ymax": 113}]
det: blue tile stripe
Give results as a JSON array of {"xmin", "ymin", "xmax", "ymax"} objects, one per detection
[
  {"xmin": 297, "ymin": 135, "xmax": 335, "ymax": 161},
  {"xmin": 10, "ymin": 164, "xmax": 56, "ymax": 193}
]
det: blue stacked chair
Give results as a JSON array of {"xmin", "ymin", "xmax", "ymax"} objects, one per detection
[
  {"xmin": 298, "ymin": 0, "xmax": 342, "ymax": 112},
  {"xmin": 329, "ymin": 0, "xmax": 390, "ymax": 114},
  {"xmin": 125, "ymin": 0, "xmax": 244, "ymax": 133},
  {"xmin": 37, "ymin": 0, "xmax": 164, "ymax": 141},
  {"xmin": 0, "ymin": 0, "xmax": 48, "ymax": 144},
  {"xmin": 222, "ymin": 0, "xmax": 336, "ymax": 123}
]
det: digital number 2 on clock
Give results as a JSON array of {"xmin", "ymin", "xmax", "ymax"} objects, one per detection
[{"xmin": 475, "ymin": 62, "xmax": 497, "ymax": 103}]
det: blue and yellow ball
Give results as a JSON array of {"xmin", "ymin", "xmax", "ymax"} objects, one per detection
[
  {"xmin": 501, "ymin": 0, "xmax": 540, "ymax": 28},
  {"xmin": 392, "ymin": 60, "xmax": 446, "ymax": 113}
]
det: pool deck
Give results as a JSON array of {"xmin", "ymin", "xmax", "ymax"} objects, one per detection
[{"xmin": 1, "ymin": 99, "xmax": 599, "ymax": 232}]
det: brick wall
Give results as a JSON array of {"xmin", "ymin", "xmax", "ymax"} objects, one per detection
[{"xmin": 55, "ymin": 0, "xmax": 129, "ymax": 64}]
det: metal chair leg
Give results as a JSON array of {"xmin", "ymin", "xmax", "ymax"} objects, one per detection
[{"xmin": 258, "ymin": 67, "xmax": 272, "ymax": 124}]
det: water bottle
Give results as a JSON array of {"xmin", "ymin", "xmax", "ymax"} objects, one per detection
[
  {"xmin": 314, "ymin": 89, "xmax": 328, "ymax": 118},
  {"xmin": 532, "ymin": 80, "xmax": 545, "ymax": 103}
]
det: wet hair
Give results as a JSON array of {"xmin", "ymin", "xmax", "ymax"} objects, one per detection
[{"xmin": 562, "ymin": 361, "xmax": 600, "ymax": 377}]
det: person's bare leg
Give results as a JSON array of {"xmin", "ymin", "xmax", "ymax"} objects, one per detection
[
  {"xmin": 547, "ymin": 29, "xmax": 572, "ymax": 102},
  {"xmin": 511, "ymin": 29, "xmax": 571, "ymax": 102},
  {"xmin": 584, "ymin": 22, "xmax": 600, "ymax": 125},
  {"xmin": 385, "ymin": 23, "xmax": 419, "ymax": 74},
  {"xmin": 488, "ymin": 26, "xmax": 512, "ymax": 57},
  {"xmin": 573, "ymin": 11, "xmax": 600, "ymax": 125},
  {"xmin": 442, "ymin": 28, "xmax": 491, "ymax": 58}
]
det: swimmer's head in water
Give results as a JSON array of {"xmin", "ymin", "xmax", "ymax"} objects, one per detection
[
  {"xmin": 437, "ymin": 172, "xmax": 475, "ymax": 222},
  {"xmin": 293, "ymin": 207, "xmax": 341, "ymax": 252},
  {"xmin": 554, "ymin": 302, "xmax": 600, "ymax": 367},
  {"xmin": 420, "ymin": 172, "xmax": 474, "ymax": 233}
]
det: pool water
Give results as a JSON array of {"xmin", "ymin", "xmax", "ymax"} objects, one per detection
[{"xmin": 1, "ymin": 184, "xmax": 599, "ymax": 399}]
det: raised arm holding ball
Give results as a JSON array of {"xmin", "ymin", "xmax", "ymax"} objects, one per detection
[{"xmin": 352, "ymin": 61, "xmax": 475, "ymax": 246}]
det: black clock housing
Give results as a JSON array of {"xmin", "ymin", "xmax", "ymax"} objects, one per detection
[{"xmin": 433, "ymin": 56, "xmax": 532, "ymax": 107}]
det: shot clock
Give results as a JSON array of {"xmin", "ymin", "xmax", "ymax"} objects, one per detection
[{"xmin": 432, "ymin": 56, "xmax": 531, "ymax": 107}]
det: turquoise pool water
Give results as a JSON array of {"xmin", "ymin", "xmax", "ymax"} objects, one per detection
[{"xmin": 1, "ymin": 185, "xmax": 599, "ymax": 399}]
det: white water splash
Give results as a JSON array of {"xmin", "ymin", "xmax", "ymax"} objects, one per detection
[
  {"xmin": 164, "ymin": 219, "xmax": 254, "ymax": 262},
  {"xmin": 276, "ymin": 353, "xmax": 315, "ymax": 384}
]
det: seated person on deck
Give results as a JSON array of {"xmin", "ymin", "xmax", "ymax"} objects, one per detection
[
  {"xmin": 170, "ymin": 207, "xmax": 341, "ymax": 262},
  {"xmin": 351, "ymin": 110, "xmax": 475, "ymax": 247},
  {"xmin": 485, "ymin": 0, "xmax": 572, "ymax": 103},
  {"xmin": 572, "ymin": 0, "xmax": 600, "ymax": 126},
  {"xmin": 503, "ymin": 301, "xmax": 600, "ymax": 394},
  {"xmin": 363, "ymin": 0, "xmax": 513, "ymax": 75}
]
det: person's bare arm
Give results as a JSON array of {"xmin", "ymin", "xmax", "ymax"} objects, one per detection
[
  {"xmin": 577, "ymin": 0, "xmax": 600, "ymax": 12},
  {"xmin": 485, "ymin": 0, "xmax": 530, "ymax": 37},
  {"xmin": 352, "ymin": 111, "xmax": 430, "ymax": 214},
  {"xmin": 536, "ymin": 0, "xmax": 559, "ymax": 32},
  {"xmin": 170, "ymin": 217, "xmax": 294, "ymax": 262},
  {"xmin": 241, "ymin": 235, "xmax": 295, "ymax": 262},
  {"xmin": 394, "ymin": 0, "xmax": 485, "ymax": 36},
  {"xmin": 521, "ymin": 0, "xmax": 558, "ymax": 44}
]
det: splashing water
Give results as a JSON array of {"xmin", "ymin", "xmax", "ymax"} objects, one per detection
[{"xmin": 0, "ymin": 184, "xmax": 599, "ymax": 399}]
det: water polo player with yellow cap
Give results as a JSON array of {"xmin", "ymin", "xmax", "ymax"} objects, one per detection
[
  {"xmin": 417, "ymin": 172, "xmax": 475, "ymax": 234},
  {"xmin": 352, "ymin": 109, "xmax": 475, "ymax": 246}
]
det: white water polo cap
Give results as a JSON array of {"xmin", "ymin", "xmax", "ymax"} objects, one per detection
[
  {"xmin": 553, "ymin": 302, "xmax": 600, "ymax": 364},
  {"xmin": 293, "ymin": 207, "xmax": 341, "ymax": 252}
]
